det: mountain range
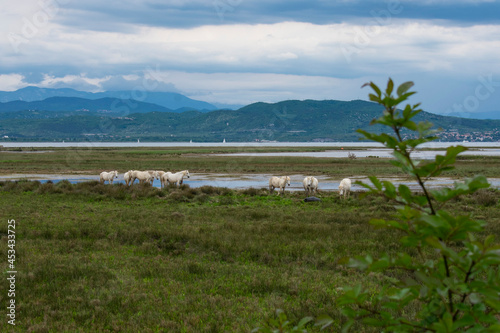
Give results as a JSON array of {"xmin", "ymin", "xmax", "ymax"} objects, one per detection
[
  {"xmin": 0, "ymin": 87, "xmax": 219, "ymax": 112},
  {"xmin": 1, "ymin": 96, "xmax": 499, "ymax": 142}
]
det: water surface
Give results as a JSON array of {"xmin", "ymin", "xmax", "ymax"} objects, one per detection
[{"xmin": 2, "ymin": 173, "xmax": 499, "ymax": 192}]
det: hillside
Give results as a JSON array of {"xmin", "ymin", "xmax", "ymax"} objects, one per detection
[
  {"xmin": 1, "ymin": 100, "xmax": 499, "ymax": 142},
  {"xmin": 0, "ymin": 97, "xmax": 172, "ymax": 115}
]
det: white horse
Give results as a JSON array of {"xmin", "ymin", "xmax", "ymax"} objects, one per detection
[
  {"xmin": 162, "ymin": 170, "xmax": 190, "ymax": 187},
  {"xmin": 146, "ymin": 170, "xmax": 159, "ymax": 185},
  {"xmin": 156, "ymin": 171, "xmax": 167, "ymax": 188},
  {"xmin": 339, "ymin": 178, "xmax": 352, "ymax": 199},
  {"xmin": 123, "ymin": 170, "xmax": 135, "ymax": 186},
  {"xmin": 269, "ymin": 176, "xmax": 291, "ymax": 195},
  {"xmin": 303, "ymin": 176, "xmax": 319, "ymax": 195},
  {"xmin": 100, "ymin": 171, "xmax": 118, "ymax": 184},
  {"xmin": 130, "ymin": 170, "xmax": 153, "ymax": 185}
]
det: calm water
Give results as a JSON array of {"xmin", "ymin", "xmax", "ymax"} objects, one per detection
[
  {"xmin": 3, "ymin": 141, "xmax": 500, "ymax": 159},
  {"xmin": 2, "ymin": 173, "xmax": 500, "ymax": 192},
  {"xmin": 2, "ymin": 141, "xmax": 500, "ymax": 148}
]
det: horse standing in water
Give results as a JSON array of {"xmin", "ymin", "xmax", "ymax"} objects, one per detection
[
  {"xmin": 130, "ymin": 170, "xmax": 154, "ymax": 185},
  {"xmin": 124, "ymin": 170, "xmax": 135, "ymax": 186},
  {"xmin": 100, "ymin": 171, "xmax": 118, "ymax": 184},
  {"xmin": 303, "ymin": 176, "xmax": 319, "ymax": 195},
  {"xmin": 269, "ymin": 176, "xmax": 291, "ymax": 195},
  {"xmin": 162, "ymin": 170, "xmax": 190, "ymax": 187}
]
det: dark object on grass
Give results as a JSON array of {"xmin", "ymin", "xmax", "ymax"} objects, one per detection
[{"xmin": 304, "ymin": 196, "xmax": 321, "ymax": 202}]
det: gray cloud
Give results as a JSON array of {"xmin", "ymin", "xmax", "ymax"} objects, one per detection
[
  {"xmin": 49, "ymin": 0, "xmax": 500, "ymax": 32},
  {"xmin": 99, "ymin": 75, "xmax": 180, "ymax": 92},
  {"xmin": 1, "ymin": 0, "xmax": 500, "ymax": 115}
]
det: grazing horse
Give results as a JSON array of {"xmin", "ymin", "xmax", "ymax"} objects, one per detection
[
  {"xmin": 162, "ymin": 170, "xmax": 190, "ymax": 187},
  {"xmin": 303, "ymin": 176, "xmax": 319, "ymax": 195},
  {"xmin": 339, "ymin": 178, "xmax": 352, "ymax": 199},
  {"xmin": 123, "ymin": 170, "xmax": 135, "ymax": 186},
  {"xmin": 130, "ymin": 170, "xmax": 153, "ymax": 185},
  {"xmin": 269, "ymin": 176, "xmax": 291, "ymax": 195},
  {"xmin": 156, "ymin": 171, "xmax": 167, "ymax": 188},
  {"xmin": 100, "ymin": 171, "xmax": 118, "ymax": 184}
]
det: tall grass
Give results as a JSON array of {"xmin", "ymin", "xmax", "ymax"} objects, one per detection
[{"xmin": 1, "ymin": 181, "xmax": 498, "ymax": 332}]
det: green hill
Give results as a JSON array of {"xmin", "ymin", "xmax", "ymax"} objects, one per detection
[{"xmin": 1, "ymin": 100, "xmax": 499, "ymax": 142}]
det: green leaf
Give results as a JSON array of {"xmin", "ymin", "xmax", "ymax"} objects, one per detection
[
  {"xmin": 296, "ymin": 316, "xmax": 313, "ymax": 329},
  {"xmin": 341, "ymin": 319, "xmax": 355, "ymax": 333},
  {"xmin": 398, "ymin": 184, "xmax": 413, "ymax": 203},
  {"xmin": 386, "ymin": 78, "xmax": 394, "ymax": 96},
  {"xmin": 368, "ymin": 93, "xmax": 380, "ymax": 103},
  {"xmin": 484, "ymin": 235, "xmax": 495, "ymax": 247},
  {"xmin": 362, "ymin": 81, "xmax": 381, "ymax": 97},
  {"xmin": 382, "ymin": 180, "xmax": 396, "ymax": 199},
  {"xmin": 421, "ymin": 214, "xmax": 450, "ymax": 229},
  {"xmin": 425, "ymin": 236, "xmax": 445, "ymax": 250},
  {"xmin": 315, "ymin": 314, "xmax": 334, "ymax": 330},
  {"xmin": 397, "ymin": 81, "xmax": 414, "ymax": 97},
  {"xmin": 368, "ymin": 176, "xmax": 383, "ymax": 191}
]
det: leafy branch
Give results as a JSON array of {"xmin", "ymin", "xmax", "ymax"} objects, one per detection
[{"xmin": 329, "ymin": 79, "xmax": 500, "ymax": 332}]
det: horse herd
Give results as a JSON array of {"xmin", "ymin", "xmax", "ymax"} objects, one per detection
[
  {"xmin": 99, "ymin": 170, "xmax": 352, "ymax": 198},
  {"xmin": 100, "ymin": 170, "xmax": 190, "ymax": 188}
]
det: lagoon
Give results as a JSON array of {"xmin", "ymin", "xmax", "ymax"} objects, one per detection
[{"xmin": 2, "ymin": 141, "xmax": 500, "ymax": 148}]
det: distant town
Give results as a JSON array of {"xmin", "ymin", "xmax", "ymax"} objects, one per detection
[{"xmin": 436, "ymin": 129, "xmax": 500, "ymax": 142}]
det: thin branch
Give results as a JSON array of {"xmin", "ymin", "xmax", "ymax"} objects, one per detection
[
  {"xmin": 442, "ymin": 255, "xmax": 454, "ymax": 313},
  {"xmin": 392, "ymin": 120, "xmax": 436, "ymax": 215},
  {"xmin": 453, "ymin": 260, "xmax": 476, "ymax": 321}
]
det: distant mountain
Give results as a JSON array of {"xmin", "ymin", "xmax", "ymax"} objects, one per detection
[
  {"xmin": 0, "ymin": 87, "xmax": 217, "ymax": 111},
  {"xmin": 1, "ymin": 99, "xmax": 499, "ymax": 142},
  {"xmin": 0, "ymin": 97, "xmax": 172, "ymax": 115}
]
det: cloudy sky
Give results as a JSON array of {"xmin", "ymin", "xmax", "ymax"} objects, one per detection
[{"xmin": 1, "ymin": 0, "xmax": 500, "ymax": 115}]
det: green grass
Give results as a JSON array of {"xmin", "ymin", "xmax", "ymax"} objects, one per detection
[
  {"xmin": 1, "ymin": 180, "xmax": 499, "ymax": 332},
  {"xmin": 2, "ymin": 146, "xmax": 500, "ymax": 178}
]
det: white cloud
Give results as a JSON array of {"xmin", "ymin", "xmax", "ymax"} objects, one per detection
[
  {"xmin": 0, "ymin": 74, "xmax": 26, "ymax": 91},
  {"xmin": 3, "ymin": 20, "xmax": 499, "ymax": 77},
  {"xmin": 39, "ymin": 74, "xmax": 109, "ymax": 91},
  {"xmin": 267, "ymin": 52, "xmax": 299, "ymax": 60},
  {"xmin": 1, "ymin": 15, "xmax": 500, "ymax": 113},
  {"xmin": 158, "ymin": 71, "xmax": 370, "ymax": 105}
]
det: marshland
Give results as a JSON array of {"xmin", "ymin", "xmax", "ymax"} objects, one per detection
[{"xmin": 1, "ymin": 146, "xmax": 500, "ymax": 332}]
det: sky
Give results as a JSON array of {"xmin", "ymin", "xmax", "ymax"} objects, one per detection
[{"xmin": 1, "ymin": 0, "xmax": 500, "ymax": 115}]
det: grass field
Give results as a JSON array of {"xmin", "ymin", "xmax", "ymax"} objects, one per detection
[
  {"xmin": 1, "ymin": 147, "xmax": 500, "ymax": 332},
  {"xmin": 1, "ymin": 146, "xmax": 500, "ymax": 178}
]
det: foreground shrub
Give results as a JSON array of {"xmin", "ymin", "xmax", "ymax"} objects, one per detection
[
  {"xmin": 332, "ymin": 80, "xmax": 500, "ymax": 332},
  {"xmin": 255, "ymin": 79, "xmax": 500, "ymax": 332}
]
